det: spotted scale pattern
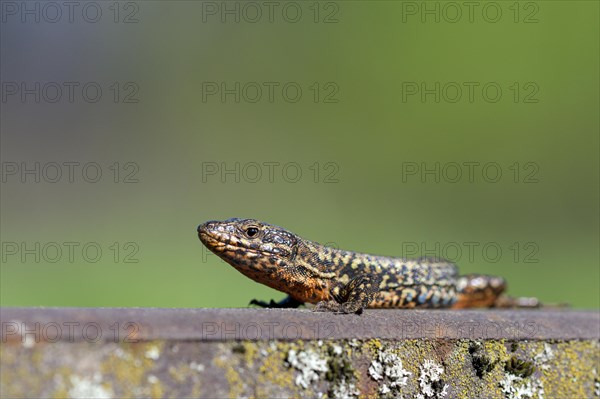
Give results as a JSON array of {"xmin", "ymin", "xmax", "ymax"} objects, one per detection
[{"xmin": 197, "ymin": 218, "xmax": 509, "ymax": 313}]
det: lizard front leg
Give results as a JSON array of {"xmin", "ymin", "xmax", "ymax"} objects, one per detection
[
  {"xmin": 249, "ymin": 295, "xmax": 304, "ymax": 309},
  {"xmin": 314, "ymin": 274, "xmax": 381, "ymax": 314}
]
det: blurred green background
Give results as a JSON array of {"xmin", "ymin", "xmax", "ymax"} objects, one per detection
[{"xmin": 1, "ymin": 1, "xmax": 598, "ymax": 308}]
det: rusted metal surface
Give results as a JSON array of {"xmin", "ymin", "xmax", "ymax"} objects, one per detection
[{"xmin": 1, "ymin": 307, "xmax": 598, "ymax": 342}]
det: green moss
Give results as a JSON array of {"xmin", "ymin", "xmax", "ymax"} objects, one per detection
[
  {"xmin": 325, "ymin": 351, "xmax": 353, "ymax": 382},
  {"xmin": 89, "ymin": 341, "xmax": 163, "ymax": 398},
  {"xmin": 241, "ymin": 341, "xmax": 259, "ymax": 368},
  {"xmin": 256, "ymin": 343, "xmax": 296, "ymax": 394},
  {"xmin": 214, "ymin": 348, "xmax": 245, "ymax": 399},
  {"xmin": 149, "ymin": 379, "xmax": 163, "ymax": 399},
  {"xmin": 470, "ymin": 343, "xmax": 497, "ymax": 378},
  {"xmin": 231, "ymin": 343, "xmax": 245, "ymax": 354},
  {"xmin": 323, "ymin": 343, "xmax": 358, "ymax": 398},
  {"xmin": 365, "ymin": 338, "xmax": 383, "ymax": 354},
  {"xmin": 505, "ymin": 355, "xmax": 535, "ymax": 378},
  {"xmin": 1, "ymin": 338, "xmax": 598, "ymax": 398},
  {"xmin": 536, "ymin": 340, "xmax": 600, "ymax": 399},
  {"xmin": 168, "ymin": 364, "xmax": 190, "ymax": 383}
]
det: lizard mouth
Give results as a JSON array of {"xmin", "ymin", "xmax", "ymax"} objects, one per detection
[
  {"xmin": 198, "ymin": 231, "xmax": 227, "ymax": 251},
  {"xmin": 198, "ymin": 230, "xmax": 274, "ymax": 258}
]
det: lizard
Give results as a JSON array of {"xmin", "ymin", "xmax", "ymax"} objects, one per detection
[{"xmin": 197, "ymin": 218, "xmax": 540, "ymax": 314}]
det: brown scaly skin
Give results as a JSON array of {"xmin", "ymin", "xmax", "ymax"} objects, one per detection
[{"xmin": 197, "ymin": 218, "xmax": 539, "ymax": 314}]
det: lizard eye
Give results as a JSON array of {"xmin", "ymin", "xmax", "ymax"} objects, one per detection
[{"xmin": 245, "ymin": 227, "xmax": 259, "ymax": 238}]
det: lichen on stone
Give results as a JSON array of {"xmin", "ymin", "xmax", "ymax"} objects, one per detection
[
  {"xmin": 325, "ymin": 342, "xmax": 359, "ymax": 399},
  {"xmin": 2, "ymin": 336, "xmax": 599, "ymax": 398},
  {"xmin": 469, "ymin": 342, "xmax": 497, "ymax": 378},
  {"xmin": 286, "ymin": 348, "xmax": 328, "ymax": 389},
  {"xmin": 416, "ymin": 359, "xmax": 448, "ymax": 399},
  {"xmin": 499, "ymin": 372, "xmax": 545, "ymax": 399},
  {"xmin": 369, "ymin": 347, "xmax": 412, "ymax": 396},
  {"xmin": 144, "ymin": 346, "xmax": 160, "ymax": 361},
  {"xmin": 500, "ymin": 355, "xmax": 544, "ymax": 399},
  {"xmin": 68, "ymin": 372, "xmax": 113, "ymax": 399},
  {"xmin": 331, "ymin": 377, "xmax": 359, "ymax": 399},
  {"xmin": 189, "ymin": 361, "xmax": 205, "ymax": 372},
  {"xmin": 533, "ymin": 343, "xmax": 554, "ymax": 371}
]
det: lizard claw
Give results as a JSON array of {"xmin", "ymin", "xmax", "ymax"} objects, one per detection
[
  {"xmin": 314, "ymin": 300, "xmax": 364, "ymax": 314},
  {"xmin": 314, "ymin": 300, "xmax": 342, "ymax": 313}
]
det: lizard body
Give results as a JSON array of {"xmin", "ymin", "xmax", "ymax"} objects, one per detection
[{"xmin": 197, "ymin": 218, "xmax": 534, "ymax": 314}]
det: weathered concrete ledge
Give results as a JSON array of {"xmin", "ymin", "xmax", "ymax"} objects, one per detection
[
  {"xmin": 1, "ymin": 307, "xmax": 598, "ymax": 341},
  {"xmin": 1, "ymin": 308, "xmax": 599, "ymax": 398}
]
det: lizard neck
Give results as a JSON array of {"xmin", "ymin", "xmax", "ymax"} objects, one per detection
[
  {"xmin": 261, "ymin": 239, "xmax": 339, "ymax": 304},
  {"xmin": 294, "ymin": 239, "xmax": 341, "ymax": 279}
]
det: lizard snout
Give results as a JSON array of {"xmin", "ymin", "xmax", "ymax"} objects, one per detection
[{"xmin": 197, "ymin": 220, "xmax": 218, "ymax": 234}]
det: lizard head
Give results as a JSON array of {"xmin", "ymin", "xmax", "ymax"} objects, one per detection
[{"xmin": 197, "ymin": 218, "xmax": 299, "ymax": 275}]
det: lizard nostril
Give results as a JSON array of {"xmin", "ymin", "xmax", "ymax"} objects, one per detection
[{"xmin": 198, "ymin": 221, "xmax": 217, "ymax": 234}]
